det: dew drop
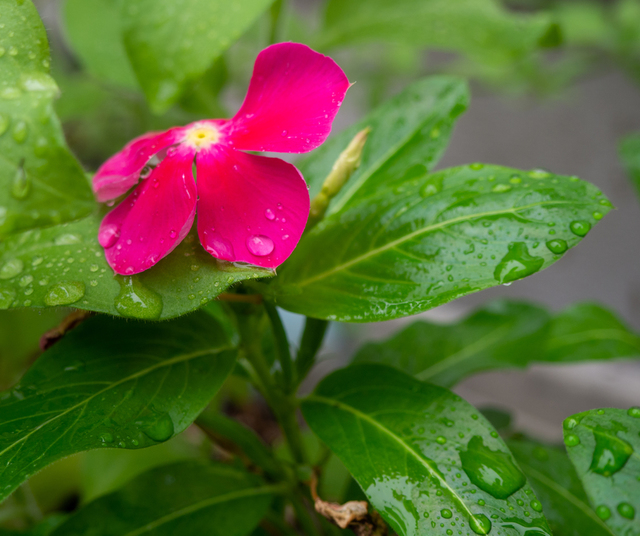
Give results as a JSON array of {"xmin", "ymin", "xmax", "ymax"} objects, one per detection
[
  {"xmin": 492, "ymin": 184, "xmax": 512, "ymax": 193},
  {"xmin": 98, "ymin": 224, "xmax": 120, "ymax": 248},
  {"xmin": 617, "ymin": 502, "xmax": 635, "ymax": 520},
  {"xmin": 54, "ymin": 233, "xmax": 81, "ymax": 245},
  {"xmin": 140, "ymin": 412, "xmax": 174, "ymax": 442},
  {"xmin": 569, "ymin": 220, "xmax": 591, "ymax": 237},
  {"xmin": 0, "ymin": 258, "xmax": 23, "ymax": 279},
  {"xmin": 460, "ymin": 436, "xmax": 526, "ymax": 499},
  {"xmin": 246, "ymin": 235, "xmax": 274, "ymax": 256},
  {"xmin": 140, "ymin": 165, "xmax": 153, "ymax": 179},
  {"xmin": 44, "ymin": 281, "xmax": 85, "ymax": 306},
  {"xmin": 0, "ymin": 287, "xmax": 16, "ymax": 309},
  {"xmin": 11, "ymin": 164, "xmax": 30, "ymax": 200},
  {"xmin": 545, "ymin": 239, "xmax": 568, "ymax": 254},
  {"xmin": 99, "ymin": 432, "xmax": 114, "ymax": 444},
  {"xmin": 114, "ymin": 276, "xmax": 163, "ymax": 319},
  {"xmin": 441, "ymin": 509, "xmax": 453, "ymax": 519},
  {"xmin": 589, "ymin": 424, "xmax": 633, "ymax": 476},
  {"xmin": 470, "ymin": 163, "xmax": 484, "ymax": 170},
  {"xmin": 627, "ymin": 406, "xmax": 640, "ymax": 418},
  {"xmin": 595, "ymin": 505, "xmax": 611, "ymax": 521},
  {"xmin": 494, "ymin": 242, "xmax": 544, "ymax": 284},
  {"xmin": 563, "ymin": 417, "xmax": 579, "ymax": 430},
  {"xmin": 436, "ymin": 436, "xmax": 447, "ymax": 445},
  {"xmin": 469, "ymin": 514, "xmax": 491, "ymax": 535},
  {"xmin": 12, "ymin": 121, "xmax": 28, "ymax": 143},
  {"xmin": 265, "ymin": 208, "xmax": 275, "ymax": 220},
  {"xmin": 564, "ymin": 433, "xmax": 580, "ymax": 447},
  {"xmin": 169, "ymin": 229, "xmax": 177, "ymax": 239},
  {"xmin": 530, "ymin": 500, "xmax": 542, "ymax": 513}
]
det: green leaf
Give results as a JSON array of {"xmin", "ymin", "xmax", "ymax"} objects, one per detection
[
  {"xmin": 619, "ymin": 133, "xmax": 640, "ymax": 200},
  {"xmin": 351, "ymin": 301, "xmax": 640, "ymax": 386},
  {"xmin": 320, "ymin": 0, "xmax": 557, "ymax": 59},
  {"xmin": 62, "ymin": 0, "xmax": 138, "ymax": 89},
  {"xmin": 0, "ymin": 0, "xmax": 94, "ymax": 238},
  {"xmin": 302, "ymin": 364, "xmax": 552, "ymax": 536},
  {"xmin": 508, "ymin": 437, "xmax": 615, "ymax": 536},
  {"xmin": 545, "ymin": 302, "xmax": 640, "ymax": 363},
  {"xmin": 270, "ymin": 165, "xmax": 611, "ymax": 321},
  {"xmin": 0, "ymin": 212, "xmax": 274, "ymax": 319},
  {"xmin": 299, "ymin": 76, "xmax": 469, "ymax": 211},
  {"xmin": 50, "ymin": 461, "xmax": 275, "ymax": 536},
  {"xmin": 353, "ymin": 300, "xmax": 550, "ymax": 386},
  {"xmin": 563, "ymin": 408, "xmax": 640, "ymax": 535},
  {"xmin": 121, "ymin": 0, "xmax": 274, "ymax": 112},
  {"xmin": 0, "ymin": 312, "xmax": 237, "ymax": 503}
]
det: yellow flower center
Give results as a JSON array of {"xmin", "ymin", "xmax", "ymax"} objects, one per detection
[{"xmin": 184, "ymin": 124, "xmax": 221, "ymax": 149}]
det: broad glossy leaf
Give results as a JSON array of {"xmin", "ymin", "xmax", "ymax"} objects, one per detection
[
  {"xmin": 353, "ymin": 300, "xmax": 550, "ymax": 386},
  {"xmin": 546, "ymin": 303, "xmax": 640, "ymax": 363},
  {"xmin": 62, "ymin": 0, "xmax": 138, "ymax": 89},
  {"xmin": 299, "ymin": 76, "xmax": 469, "ymax": 210},
  {"xmin": 271, "ymin": 165, "xmax": 611, "ymax": 321},
  {"xmin": 121, "ymin": 0, "xmax": 274, "ymax": 112},
  {"xmin": 0, "ymin": 212, "xmax": 273, "ymax": 319},
  {"xmin": 352, "ymin": 301, "xmax": 640, "ymax": 386},
  {"xmin": 51, "ymin": 461, "xmax": 275, "ymax": 536},
  {"xmin": 507, "ymin": 438, "xmax": 615, "ymax": 536},
  {"xmin": 0, "ymin": 0, "xmax": 94, "ymax": 238},
  {"xmin": 320, "ymin": 0, "xmax": 558, "ymax": 56},
  {"xmin": 563, "ymin": 408, "xmax": 640, "ymax": 535},
  {"xmin": 619, "ymin": 133, "xmax": 640, "ymax": 199},
  {"xmin": 302, "ymin": 364, "xmax": 552, "ymax": 536},
  {"xmin": 0, "ymin": 312, "xmax": 237, "ymax": 502}
]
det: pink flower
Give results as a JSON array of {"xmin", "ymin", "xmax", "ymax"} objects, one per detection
[{"xmin": 93, "ymin": 43, "xmax": 349, "ymax": 275}]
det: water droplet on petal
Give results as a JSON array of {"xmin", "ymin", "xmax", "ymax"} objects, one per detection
[
  {"xmin": 265, "ymin": 208, "xmax": 275, "ymax": 220},
  {"xmin": 246, "ymin": 235, "xmax": 274, "ymax": 256},
  {"xmin": 169, "ymin": 229, "xmax": 177, "ymax": 239},
  {"xmin": 98, "ymin": 224, "xmax": 120, "ymax": 248}
]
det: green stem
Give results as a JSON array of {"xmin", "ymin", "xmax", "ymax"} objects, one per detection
[
  {"xmin": 264, "ymin": 302, "xmax": 294, "ymax": 393},
  {"xmin": 269, "ymin": 0, "xmax": 285, "ymax": 45},
  {"xmin": 290, "ymin": 492, "xmax": 322, "ymax": 536},
  {"xmin": 295, "ymin": 318, "xmax": 329, "ymax": 386}
]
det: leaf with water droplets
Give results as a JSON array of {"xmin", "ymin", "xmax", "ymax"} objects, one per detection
[
  {"xmin": 120, "ymin": 0, "xmax": 274, "ymax": 112},
  {"xmin": 302, "ymin": 364, "xmax": 552, "ymax": 536},
  {"xmin": 351, "ymin": 301, "xmax": 640, "ymax": 387},
  {"xmin": 507, "ymin": 437, "xmax": 615, "ymax": 536},
  {"xmin": 0, "ymin": 0, "xmax": 94, "ymax": 239},
  {"xmin": 0, "ymin": 212, "xmax": 274, "ymax": 319},
  {"xmin": 0, "ymin": 312, "xmax": 237, "ymax": 502},
  {"xmin": 563, "ymin": 408, "xmax": 640, "ymax": 536},
  {"xmin": 50, "ymin": 461, "xmax": 275, "ymax": 536},
  {"xmin": 271, "ymin": 164, "xmax": 611, "ymax": 321}
]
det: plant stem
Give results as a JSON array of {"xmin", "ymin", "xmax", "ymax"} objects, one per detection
[
  {"xmin": 264, "ymin": 302, "xmax": 294, "ymax": 393},
  {"xmin": 295, "ymin": 318, "xmax": 329, "ymax": 387}
]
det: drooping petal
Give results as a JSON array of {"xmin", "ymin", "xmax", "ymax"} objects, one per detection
[
  {"xmin": 93, "ymin": 127, "xmax": 185, "ymax": 202},
  {"xmin": 196, "ymin": 147, "xmax": 310, "ymax": 269},
  {"xmin": 228, "ymin": 42, "xmax": 350, "ymax": 154},
  {"xmin": 99, "ymin": 146, "xmax": 196, "ymax": 275}
]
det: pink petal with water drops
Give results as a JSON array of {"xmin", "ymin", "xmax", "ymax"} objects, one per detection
[
  {"xmin": 228, "ymin": 42, "xmax": 350, "ymax": 154},
  {"xmin": 98, "ymin": 146, "xmax": 197, "ymax": 275},
  {"xmin": 93, "ymin": 127, "xmax": 184, "ymax": 202},
  {"xmin": 196, "ymin": 147, "xmax": 309, "ymax": 269}
]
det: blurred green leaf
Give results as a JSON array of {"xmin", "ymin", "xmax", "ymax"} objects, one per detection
[
  {"xmin": 507, "ymin": 437, "xmax": 615, "ymax": 536},
  {"xmin": 563, "ymin": 408, "xmax": 640, "ymax": 536},
  {"xmin": 120, "ymin": 0, "xmax": 274, "ymax": 113},
  {"xmin": 50, "ymin": 461, "xmax": 275, "ymax": 536},
  {"xmin": 353, "ymin": 300, "xmax": 550, "ymax": 386},
  {"xmin": 619, "ymin": 133, "xmax": 640, "ymax": 200},
  {"xmin": 0, "ymin": 213, "xmax": 274, "ymax": 319},
  {"xmin": 62, "ymin": 0, "xmax": 138, "ymax": 89},
  {"xmin": 302, "ymin": 364, "xmax": 552, "ymax": 536},
  {"xmin": 352, "ymin": 301, "xmax": 640, "ymax": 386},
  {"xmin": 320, "ymin": 0, "xmax": 557, "ymax": 60},
  {"xmin": 270, "ymin": 165, "xmax": 611, "ymax": 322},
  {"xmin": 0, "ymin": 0, "xmax": 94, "ymax": 239},
  {"xmin": 299, "ymin": 76, "xmax": 469, "ymax": 210},
  {"xmin": 0, "ymin": 312, "xmax": 237, "ymax": 503}
]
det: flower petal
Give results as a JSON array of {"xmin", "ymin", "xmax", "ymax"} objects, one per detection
[
  {"xmin": 228, "ymin": 42, "xmax": 350, "ymax": 154},
  {"xmin": 99, "ymin": 147, "xmax": 196, "ymax": 275},
  {"xmin": 196, "ymin": 147, "xmax": 309, "ymax": 269},
  {"xmin": 93, "ymin": 127, "xmax": 184, "ymax": 202}
]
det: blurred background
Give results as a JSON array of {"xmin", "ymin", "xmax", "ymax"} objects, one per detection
[{"xmin": 1, "ymin": 0, "xmax": 640, "ymax": 526}]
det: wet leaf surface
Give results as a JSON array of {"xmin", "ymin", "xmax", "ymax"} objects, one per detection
[
  {"xmin": 0, "ymin": 312, "xmax": 237, "ymax": 502},
  {"xmin": 302, "ymin": 364, "xmax": 552, "ymax": 536}
]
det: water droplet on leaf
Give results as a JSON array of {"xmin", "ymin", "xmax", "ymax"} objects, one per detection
[
  {"xmin": 469, "ymin": 514, "xmax": 491, "ymax": 535},
  {"xmin": 589, "ymin": 424, "xmax": 633, "ymax": 476},
  {"xmin": 569, "ymin": 220, "xmax": 590, "ymax": 237},
  {"xmin": 545, "ymin": 239, "xmax": 567, "ymax": 254},
  {"xmin": 617, "ymin": 502, "xmax": 635, "ymax": 520},
  {"xmin": 141, "ymin": 412, "xmax": 174, "ymax": 442},
  {"xmin": 44, "ymin": 281, "xmax": 85, "ymax": 306},
  {"xmin": 114, "ymin": 276, "xmax": 163, "ymax": 319},
  {"xmin": 564, "ymin": 434, "xmax": 580, "ymax": 447},
  {"xmin": 595, "ymin": 505, "xmax": 611, "ymax": 521},
  {"xmin": 0, "ymin": 258, "xmax": 23, "ymax": 279},
  {"xmin": 494, "ymin": 242, "xmax": 544, "ymax": 284}
]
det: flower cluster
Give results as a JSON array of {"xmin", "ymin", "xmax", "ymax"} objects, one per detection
[{"xmin": 93, "ymin": 43, "xmax": 349, "ymax": 275}]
